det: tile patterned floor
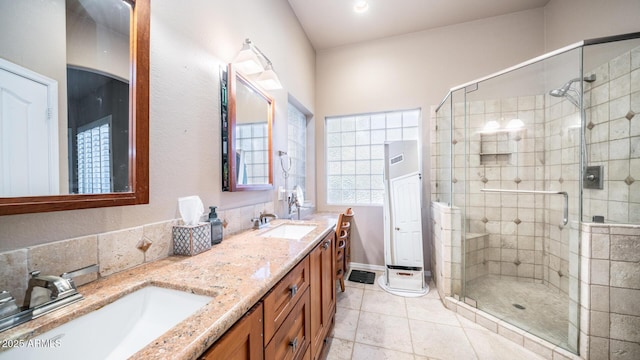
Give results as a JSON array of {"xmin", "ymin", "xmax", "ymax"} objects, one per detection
[
  {"xmin": 326, "ymin": 270, "xmax": 545, "ymax": 360},
  {"xmin": 465, "ymin": 275, "xmax": 570, "ymax": 349}
]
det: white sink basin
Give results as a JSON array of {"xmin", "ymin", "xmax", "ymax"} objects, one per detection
[
  {"xmin": 0, "ymin": 286, "xmax": 211, "ymax": 360},
  {"xmin": 260, "ymin": 224, "xmax": 317, "ymax": 240}
]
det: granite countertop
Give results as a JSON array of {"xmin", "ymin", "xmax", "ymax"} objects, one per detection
[{"xmin": 1, "ymin": 214, "xmax": 337, "ymax": 359}]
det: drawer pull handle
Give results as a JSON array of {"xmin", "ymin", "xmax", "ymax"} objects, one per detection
[
  {"xmin": 290, "ymin": 284, "xmax": 298, "ymax": 297},
  {"xmin": 322, "ymin": 240, "xmax": 330, "ymax": 249},
  {"xmin": 289, "ymin": 337, "xmax": 298, "ymax": 351}
]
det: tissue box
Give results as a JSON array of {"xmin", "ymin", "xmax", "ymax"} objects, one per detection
[{"xmin": 173, "ymin": 223, "xmax": 211, "ymax": 256}]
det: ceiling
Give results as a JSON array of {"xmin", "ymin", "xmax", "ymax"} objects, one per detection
[{"xmin": 287, "ymin": 0, "xmax": 550, "ymax": 50}]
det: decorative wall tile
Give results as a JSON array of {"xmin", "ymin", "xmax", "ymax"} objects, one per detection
[
  {"xmin": 626, "ymin": 110, "xmax": 636, "ymax": 120},
  {"xmin": 98, "ymin": 227, "xmax": 145, "ymax": 277},
  {"xmin": 143, "ymin": 220, "xmax": 177, "ymax": 262}
]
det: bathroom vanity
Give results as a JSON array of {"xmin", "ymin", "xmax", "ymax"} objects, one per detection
[
  {"xmin": 201, "ymin": 226, "xmax": 336, "ymax": 360},
  {"xmin": 0, "ymin": 215, "xmax": 337, "ymax": 360}
]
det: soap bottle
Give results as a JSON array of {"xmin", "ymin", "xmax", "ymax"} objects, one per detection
[{"xmin": 208, "ymin": 206, "xmax": 223, "ymax": 245}]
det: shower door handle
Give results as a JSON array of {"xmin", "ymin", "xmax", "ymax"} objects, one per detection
[{"xmin": 395, "ymin": 227, "xmax": 400, "ymax": 231}]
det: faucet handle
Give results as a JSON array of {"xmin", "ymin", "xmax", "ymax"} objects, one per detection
[
  {"xmin": 61, "ymin": 264, "xmax": 99, "ymax": 281},
  {"xmin": 0, "ymin": 291, "xmax": 19, "ymax": 319}
]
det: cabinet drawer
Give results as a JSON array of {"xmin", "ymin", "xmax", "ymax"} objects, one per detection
[
  {"xmin": 200, "ymin": 302, "xmax": 264, "ymax": 360},
  {"xmin": 264, "ymin": 256, "xmax": 310, "ymax": 343},
  {"xmin": 265, "ymin": 288, "xmax": 310, "ymax": 360}
]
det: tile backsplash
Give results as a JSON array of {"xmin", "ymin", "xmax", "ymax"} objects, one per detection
[{"xmin": 0, "ymin": 201, "xmax": 274, "ymax": 306}]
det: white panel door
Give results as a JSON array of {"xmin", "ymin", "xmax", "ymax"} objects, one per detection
[
  {"xmin": 0, "ymin": 60, "xmax": 58, "ymax": 196},
  {"xmin": 390, "ymin": 173, "xmax": 423, "ymax": 267}
]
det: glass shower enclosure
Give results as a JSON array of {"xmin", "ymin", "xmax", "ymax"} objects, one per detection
[{"xmin": 432, "ymin": 33, "xmax": 640, "ymax": 353}]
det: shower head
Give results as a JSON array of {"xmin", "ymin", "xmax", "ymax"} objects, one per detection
[
  {"xmin": 548, "ymin": 74, "xmax": 597, "ymax": 106},
  {"xmin": 549, "ymin": 81, "xmax": 573, "ymax": 97}
]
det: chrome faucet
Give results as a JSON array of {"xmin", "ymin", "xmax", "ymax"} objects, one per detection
[
  {"xmin": 260, "ymin": 212, "xmax": 278, "ymax": 223},
  {"xmin": 1, "ymin": 264, "xmax": 98, "ymax": 333},
  {"xmin": 251, "ymin": 212, "xmax": 278, "ymax": 229},
  {"xmin": 23, "ymin": 271, "xmax": 77, "ymax": 309},
  {"xmin": 23, "ymin": 264, "xmax": 99, "ymax": 309},
  {"xmin": 288, "ymin": 193, "xmax": 302, "ymax": 220}
]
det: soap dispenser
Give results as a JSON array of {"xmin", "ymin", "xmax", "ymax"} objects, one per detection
[{"xmin": 207, "ymin": 206, "xmax": 223, "ymax": 245}]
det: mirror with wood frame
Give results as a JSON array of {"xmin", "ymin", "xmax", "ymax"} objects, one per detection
[
  {"xmin": 0, "ymin": 0, "xmax": 149, "ymax": 215},
  {"xmin": 221, "ymin": 63, "xmax": 273, "ymax": 191}
]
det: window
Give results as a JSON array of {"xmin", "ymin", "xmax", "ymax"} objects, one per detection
[
  {"xmin": 287, "ymin": 103, "xmax": 307, "ymax": 194},
  {"xmin": 77, "ymin": 116, "xmax": 112, "ymax": 194},
  {"xmin": 236, "ymin": 122, "xmax": 269, "ymax": 184},
  {"xmin": 326, "ymin": 109, "xmax": 420, "ymax": 205}
]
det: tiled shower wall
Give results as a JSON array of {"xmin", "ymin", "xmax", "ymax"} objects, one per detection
[
  {"xmin": 0, "ymin": 202, "xmax": 274, "ymax": 306},
  {"xmin": 430, "ymin": 202, "xmax": 461, "ymax": 297},
  {"xmin": 583, "ymin": 45, "xmax": 640, "ymax": 224},
  {"xmin": 579, "ymin": 223, "xmax": 640, "ymax": 360},
  {"xmin": 432, "ymin": 95, "xmax": 577, "ymax": 296}
]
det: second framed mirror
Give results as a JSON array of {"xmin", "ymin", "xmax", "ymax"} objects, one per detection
[{"xmin": 221, "ymin": 64, "xmax": 274, "ymax": 191}]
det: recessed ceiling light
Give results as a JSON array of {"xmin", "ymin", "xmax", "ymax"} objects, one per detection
[{"xmin": 354, "ymin": 0, "xmax": 369, "ymax": 13}]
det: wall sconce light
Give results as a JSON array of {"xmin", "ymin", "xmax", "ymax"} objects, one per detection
[
  {"xmin": 480, "ymin": 119, "xmax": 525, "ymax": 134},
  {"xmin": 506, "ymin": 118, "xmax": 525, "ymax": 130},
  {"xmin": 482, "ymin": 120, "xmax": 501, "ymax": 133},
  {"xmin": 232, "ymin": 38, "xmax": 282, "ymax": 90}
]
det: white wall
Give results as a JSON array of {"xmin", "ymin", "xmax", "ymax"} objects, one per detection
[
  {"xmin": 0, "ymin": 0, "xmax": 69, "ymax": 194},
  {"xmin": 544, "ymin": 0, "xmax": 640, "ymax": 51},
  {"xmin": 66, "ymin": 15, "xmax": 130, "ymax": 81},
  {"xmin": 316, "ymin": 9, "xmax": 547, "ymax": 267},
  {"xmin": 0, "ymin": 0, "xmax": 315, "ymax": 251}
]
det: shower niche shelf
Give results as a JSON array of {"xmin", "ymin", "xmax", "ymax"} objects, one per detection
[{"xmin": 480, "ymin": 152, "xmax": 511, "ymax": 165}]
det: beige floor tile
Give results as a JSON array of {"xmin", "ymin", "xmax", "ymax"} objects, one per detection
[
  {"xmin": 326, "ymin": 337, "xmax": 354, "ymax": 360},
  {"xmin": 405, "ymin": 297, "xmax": 459, "ymax": 326},
  {"xmin": 337, "ymin": 287, "xmax": 364, "ymax": 310},
  {"xmin": 351, "ymin": 342, "xmax": 415, "ymax": 360},
  {"xmin": 424, "ymin": 281, "xmax": 440, "ymax": 299},
  {"xmin": 356, "ymin": 311, "xmax": 413, "ymax": 353},
  {"xmin": 327, "ymin": 274, "xmax": 552, "ymax": 360},
  {"xmin": 345, "ymin": 278, "xmax": 366, "ymax": 289},
  {"xmin": 464, "ymin": 327, "xmax": 544, "ymax": 360},
  {"xmin": 333, "ymin": 308, "xmax": 361, "ymax": 341},
  {"xmin": 346, "ymin": 269, "xmax": 385, "ymax": 292},
  {"xmin": 409, "ymin": 319, "xmax": 478, "ymax": 359},
  {"xmin": 365, "ymin": 271, "xmax": 385, "ymax": 292},
  {"xmin": 361, "ymin": 289, "xmax": 407, "ymax": 317}
]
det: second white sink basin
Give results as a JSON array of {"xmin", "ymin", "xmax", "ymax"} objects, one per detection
[
  {"xmin": 0, "ymin": 286, "xmax": 212, "ymax": 360},
  {"xmin": 260, "ymin": 224, "xmax": 317, "ymax": 240}
]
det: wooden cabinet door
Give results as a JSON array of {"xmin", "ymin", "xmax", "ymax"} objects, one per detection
[
  {"xmin": 310, "ymin": 232, "xmax": 336, "ymax": 360},
  {"xmin": 200, "ymin": 303, "xmax": 263, "ymax": 360},
  {"xmin": 264, "ymin": 289, "xmax": 310, "ymax": 360}
]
